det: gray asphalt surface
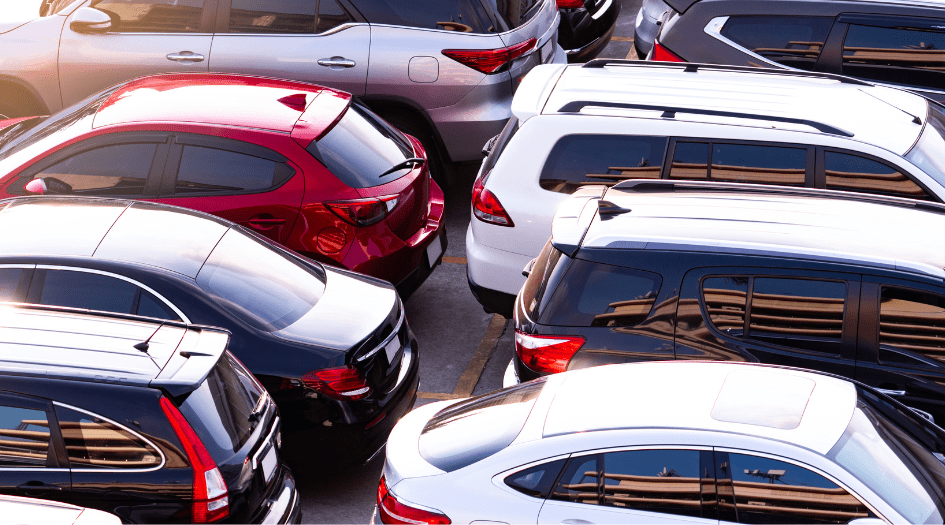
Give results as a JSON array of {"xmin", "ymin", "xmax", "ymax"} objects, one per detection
[{"xmin": 296, "ymin": 1, "xmax": 643, "ymax": 520}]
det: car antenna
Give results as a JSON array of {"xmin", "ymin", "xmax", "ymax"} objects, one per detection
[{"xmin": 134, "ymin": 321, "xmax": 167, "ymax": 353}]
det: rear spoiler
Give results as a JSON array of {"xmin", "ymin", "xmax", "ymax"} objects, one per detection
[
  {"xmin": 551, "ymin": 185, "xmax": 607, "ymax": 257},
  {"xmin": 663, "ymin": 0, "xmax": 695, "ymax": 14},
  {"xmin": 151, "ymin": 327, "xmax": 230, "ymax": 397}
]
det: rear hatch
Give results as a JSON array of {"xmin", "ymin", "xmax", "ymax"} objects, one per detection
[{"xmin": 498, "ymin": 0, "xmax": 561, "ymax": 83}]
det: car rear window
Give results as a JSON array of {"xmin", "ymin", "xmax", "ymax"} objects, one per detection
[
  {"xmin": 419, "ymin": 378, "xmax": 546, "ymax": 472},
  {"xmin": 306, "ymin": 103, "xmax": 414, "ymax": 189},
  {"xmin": 520, "ymin": 240, "xmax": 571, "ymax": 321},
  {"xmin": 540, "ymin": 135, "xmax": 668, "ymax": 194},
  {"xmin": 493, "ymin": 0, "xmax": 544, "ymax": 30},
  {"xmin": 196, "ymin": 227, "xmax": 326, "ymax": 332},
  {"xmin": 178, "ymin": 352, "xmax": 267, "ymax": 462},
  {"xmin": 354, "ymin": 0, "xmax": 497, "ymax": 33}
]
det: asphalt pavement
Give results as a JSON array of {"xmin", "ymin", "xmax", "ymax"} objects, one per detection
[{"xmin": 296, "ymin": 1, "xmax": 643, "ymax": 520}]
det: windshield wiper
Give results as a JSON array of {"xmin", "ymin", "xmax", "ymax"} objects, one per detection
[
  {"xmin": 248, "ymin": 391, "xmax": 269, "ymax": 423},
  {"xmin": 379, "ymin": 157, "xmax": 425, "ymax": 178},
  {"xmin": 0, "ymin": 117, "xmax": 44, "ymax": 147}
]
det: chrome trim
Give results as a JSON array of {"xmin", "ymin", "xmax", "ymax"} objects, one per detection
[
  {"xmin": 35, "ymin": 265, "xmax": 190, "ymax": 323},
  {"xmin": 704, "ymin": 16, "xmax": 785, "ymax": 69},
  {"xmin": 261, "ymin": 485, "xmax": 295, "ymax": 525},
  {"xmin": 211, "ymin": 23, "xmax": 363, "ymax": 38},
  {"xmin": 52, "ymin": 400, "xmax": 167, "ymax": 473},
  {"xmin": 251, "ymin": 415, "xmax": 280, "ymax": 471},
  {"xmin": 592, "ymin": 0, "xmax": 614, "ymax": 20},
  {"xmin": 356, "ymin": 302, "xmax": 405, "ymax": 363},
  {"xmin": 0, "ymin": 264, "xmax": 36, "ymax": 269},
  {"xmin": 0, "ymin": 468, "xmax": 68, "ymax": 472},
  {"xmin": 385, "ymin": 344, "xmax": 412, "ymax": 395}
]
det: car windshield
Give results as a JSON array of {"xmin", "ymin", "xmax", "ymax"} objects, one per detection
[
  {"xmin": 905, "ymin": 101, "xmax": 945, "ymax": 190},
  {"xmin": 196, "ymin": 227, "xmax": 327, "ymax": 332},
  {"xmin": 827, "ymin": 387, "xmax": 945, "ymax": 524}
]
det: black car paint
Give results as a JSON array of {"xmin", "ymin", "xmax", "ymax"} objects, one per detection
[{"xmin": 558, "ymin": 0, "xmax": 621, "ymax": 63}]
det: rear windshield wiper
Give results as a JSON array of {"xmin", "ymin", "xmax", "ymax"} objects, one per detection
[
  {"xmin": 380, "ymin": 157, "xmax": 425, "ymax": 178},
  {"xmin": 0, "ymin": 117, "xmax": 44, "ymax": 148},
  {"xmin": 248, "ymin": 391, "xmax": 269, "ymax": 423}
]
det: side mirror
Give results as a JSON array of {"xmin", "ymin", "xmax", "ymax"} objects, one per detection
[
  {"xmin": 24, "ymin": 177, "xmax": 73, "ymax": 195},
  {"xmin": 70, "ymin": 7, "xmax": 113, "ymax": 34}
]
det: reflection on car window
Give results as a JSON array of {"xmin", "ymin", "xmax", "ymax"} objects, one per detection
[
  {"xmin": 176, "ymin": 145, "xmax": 293, "ymax": 194},
  {"xmin": 702, "ymin": 276, "xmax": 749, "ymax": 337},
  {"xmin": 711, "ymin": 143, "xmax": 806, "ymax": 186},
  {"xmin": 30, "ymin": 143, "xmax": 157, "ymax": 196},
  {"xmin": 879, "ymin": 287, "xmax": 945, "ymax": 367},
  {"xmin": 55, "ymin": 406, "xmax": 162, "ymax": 469},
  {"xmin": 748, "ymin": 278, "xmax": 845, "ymax": 354},
  {"xmin": 506, "ymin": 459, "xmax": 567, "ymax": 498},
  {"xmin": 602, "ymin": 449, "xmax": 702, "ymax": 517},
  {"xmin": 721, "ymin": 16, "xmax": 834, "ymax": 71},
  {"xmin": 0, "ymin": 268, "xmax": 31, "ymax": 303},
  {"xmin": 552, "ymin": 454, "xmax": 601, "ymax": 505},
  {"xmin": 0, "ymin": 405, "xmax": 50, "ymax": 468},
  {"xmin": 228, "ymin": 0, "xmax": 351, "ymax": 34},
  {"xmin": 39, "ymin": 270, "xmax": 139, "ymax": 315},
  {"xmin": 354, "ymin": 0, "xmax": 494, "ymax": 33},
  {"xmin": 906, "ymin": 102, "xmax": 945, "ymax": 189},
  {"xmin": 843, "ymin": 24, "xmax": 945, "ymax": 90},
  {"xmin": 825, "ymin": 151, "xmax": 929, "ymax": 200},
  {"xmin": 540, "ymin": 135, "xmax": 668, "ymax": 194},
  {"xmin": 91, "ymin": 0, "xmax": 205, "ymax": 33},
  {"xmin": 669, "ymin": 142, "xmax": 709, "ymax": 180}
]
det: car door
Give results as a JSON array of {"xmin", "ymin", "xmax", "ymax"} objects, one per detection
[
  {"xmin": 57, "ymin": 0, "xmax": 215, "ymax": 108},
  {"xmin": 153, "ymin": 133, "xmax": 304, "ymax": 245},
  {"xmin": 208, "ymin": 0, "xmax": 369, "ymax": 96},
  {"xmin": 0, "ymin": 392, "xmax": 72, "ymax": 506},
  {"xmin": 854, "ymin": 276, "xmax": 945, "ymax": 426},
  {"xmin": 538, "ymin": 448, "xmax": 720, "ymax": 524}
]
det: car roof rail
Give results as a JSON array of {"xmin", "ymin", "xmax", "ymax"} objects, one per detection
[
  {"xmin": 557, "ymin": 100, "xmax": 855, "ymax": 137},
  {"xmin": 581, "ymin": 59, "xmax": 874, "ymax": 86},
  {"xmin": 609, "ymin": 179, "xmax": 945, "ymax": 215}
]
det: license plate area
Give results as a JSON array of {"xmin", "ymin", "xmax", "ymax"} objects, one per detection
[
  {"xmin": 260, "ymin": 444, "xmax": 277, "ymax": 484},
  {"xmin": 426, "ymin": 233, "xmax": 443, "ymax": 266},
  {"xmin": 540, "ymin": 39, "xmax": 554, "ymax": 63}
]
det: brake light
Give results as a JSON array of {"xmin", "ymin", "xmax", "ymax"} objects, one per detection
[
  {"xmin": 442, "ymin": 38, "xmax": 537, "ymax": 74},
  {"xmin": 302, "ymin": 366, "xmax": 372, "ymax": 401},
  {"xmin": 515, "ymin": 331, "xmax": 585, "ymax": 374},
  {"xmin": 557, "ymin": 0, "xmax": 584, "ymax": 7},
  {"xmin": 160, "ymin": 397, "xmax": 229, "ymax": 523},
  {"xmin": 377, "ymin": 476, "xmax": 451, "ymax": 525},
  {"xmin": 651, "ymin": 41, "xmax": 685, "ymax": 62},
  {"xmin": 325, "ymin": 196, "xmax": 398, "ymax": 227},
  {"xmin": 472, "ymin": 177, "xmax": 514, "ymax": 227}
]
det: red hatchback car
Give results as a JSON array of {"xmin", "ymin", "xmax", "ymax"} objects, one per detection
[{"xmin": 0, "ymin": 74, "xmax": 445, "ymax": 296}]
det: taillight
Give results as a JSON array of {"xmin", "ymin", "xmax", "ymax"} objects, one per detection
[
  {"xmin": 442, "ymin": 38, "xmax": 537, "ymax": 74},
  {"xmin": 651, "ymin": 41, "xmax": 685, "ymax": 62},
  {"xmin": 302, "ymin": 366, "xmax": 372, "ymax": 401},
  {"xmin": 472, "ymin": 177, "xmax": 514, "ymax": 227},
  {"xmin": 377, "ymin": 476, "xmax": 451, "ymax": 525},
  {"xmin": 325, "ymin": 196, "xmax": 398, "ymax": 227},
  {"xmin": 160, "ymin": 397, "xmax": 229, "ymax": 523},
  {"xmin": 515, "ymin": 331, "xmax": 585, "ymax": 374},
  {"xmin": 557, "ymin": 0, "xmax": 585, "ymax": 7}
]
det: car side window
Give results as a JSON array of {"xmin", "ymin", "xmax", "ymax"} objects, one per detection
[
  {"xmin": 55, "ymin": 406, "xmax": 162, "ymax": 470},
  {"xmin": 540, "ymin": 135, "xmax": 668, "ymax": 194},
  {"xmin": 505, "ymin": 458, "xmax": 567, "ymax": 498},
  {"xmin": 670, "ymin": 142, "xmax": 807, "ymax": 186},
  {"xmin": 702, "ymin": 276, "xmax": 749, "ymax": 338},
  {"xmin": 33, "ymin": 270, "xmax": 180, "ymax": 321},
  {"xmin": 228, "ymin": 0, "xmax": 316, "ymax": 33},
  {"xmin": 601, "ymin": 449, "xmax": 703, "ymax": 518},
  {"xmin": 0, "ymin": 405, "xmax": 52, "ymax": 468},
  {"xmin": 28, "ymin": 143, "xmax": 158, "ymax": 197},
  {"xmin": 843, "ymin": 24, "xmax": 945, "ymax": 91},
  {"xmin": 352, "ymin": 0, "xmax": 494, "ymax": 33},
  {"xmin": 748, "ymin": 278, "xmax": 846, "ymax": 354},
  {"xmin": 720, "ymin": 16, "xmax": 834, "ymax": 72},
  {"xmin": 669, "ymin": 142, "xmax": 709, "ymax": 180},
  {"xmin": 91, "ymin": 0, "xmax": 206, "ymax": 33},
  {"xmin": 318, "ymin": 0, "xmax": 353, "ymax": 33},
  {"xmin": 0, "ymin": 268, "xmax": 32, "ymax": 303},
  {"xmin": 726, "ymin": 452, "xmax": 871, "ymax": 524},
  {"xmin": 825, "ymin": 151, "xmax": 930, "ymax": 201},
  {"xmin": 878, "ymin": 287, "xmax": 945, "ymax": 367},
  {"xmin": 550, "ymin": 454, "xmax": 602, "ymax": 505},
  {"xmin": 174, "ymin": 145, "xmax": 294, "ymax": 195}
]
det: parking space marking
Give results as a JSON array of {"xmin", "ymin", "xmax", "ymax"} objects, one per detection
[
  {"xmin": 417, "ymin": 392, "xmax": 459, "ymax": 400},
  {"xmin": 611, "ymin": 36, "xmax": 633, "ymax": 41},
  {"xmin": 415, "ymin": 313, "xmax": 507, "ymax": 401},
  {"xmin": 442, "ymin": 256, "xmax": 467, "ymax": 264}
]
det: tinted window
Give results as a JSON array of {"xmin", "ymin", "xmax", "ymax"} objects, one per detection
[
  {"xmin": 0, "ymin": 268, "xmax": 31, "ymax": 303},
  {"xmin": 540, "ymin": 135, "xmax": 668, "ymax": 194},
  {"xmin": 879, "ymin": 287, "xmax": 945, "ymax": 367},
  {"xmin": 495, "ymin": 0, "xmax": 543, "ymax": 30},
  {"xmin": 541, "ymin": 259, "xmax": 661, "ymax": 328},
  {"xmin": 56, "ymin": 406, "xmax": 162, "ymax": 469},
  {"xmin": 505, "ymin": 458, "xmax": 567, "ymax": 498},
  {"xmin": 669, "ymin": 142, "xmax": 709, "ymax": 180},
  {"xmin": 318, "ymin": 0, "xmax": 352, "ymax": 32},
  {"xmin": 0, "ymin": 405, "xmax": 50, "ymax": 467},
  {"xmin": 551, "ymin": 454, "xmax": 601, "ymax": 505},
  {"xmin": 721, "ymin": 16, "xmax": 833, "ymax": 71},
  {"xmin": 39, "ymin": 270, "xmax": 138, "ymax": 314},
  {"xmin": 137, "ymin": 290, "xmax": 180, "ymax": 321},
  {"xmin": 825, "ymin": 151, "xmax": 929, "ymax": 200},
  {"xmin": 32, "ymin": 143, "xmax": 157, "ymax": 196},
  {"xmin": 308, "ymin": 104, "xmax": 413, "ymax": 189},
  {"xmin": 702, "ymin": 276, "xmax": 749, "ymax": 337},
  {"xmin": 91, "ymin": 0, "xmax": 205, "ymax": 32},
  {"xmin": 178, "ymin": 352, "xmax": 266, "ymax": 462},
  {"xmin": 521, "ymin": 240, "xmax": 568, "ymax": 321},
  {"xmin": 843, "ymin": 25, "xmax": 945, "ymax": 91},
  {"xmin": 906, "ymin": 101, "xmax": 945, "ymax": 188},
  {"xmin": 354, "ymin": 0, "xmax": 495, "ymax": 33},
  {"xmin": 749, "ymin": 278, "xmax": 845, "ymax": 354},
  {"xmin": 176, "ymin": 145, "xmax": 293, "ymax": 194},
  {"xmin": 229, "ymin": 0, "xmax": 316, "ymax": 33},
  {"xmin": 196, "ymin": 228, "xmax": 326, "ymax": 332},
  {"xmin": 602, "ymin": 449, "xmax": 702, "ymax": 517},
  {"xmin": 711, "ymin": 143, "xmax": 806, "ymax": 186},
  {"xmin": 728, "ymin": 453, "xmax": 869, "ymax": 524}
]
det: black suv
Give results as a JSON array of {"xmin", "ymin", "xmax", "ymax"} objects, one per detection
[
  {"xmin": 514, "ymin": 180, "xmax": 945, "ymax": 426},
  {"xmin": 650, "ymin": 0, "xmax": 945, "ymax": 101},
  {"xmin": 0, "ymin": 304, "xmax": 300, "ymax": 523}
]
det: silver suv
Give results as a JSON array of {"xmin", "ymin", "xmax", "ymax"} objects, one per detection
[{"xmin": 0, "ymin": 0, "xmax": 565, "ymax": 180}]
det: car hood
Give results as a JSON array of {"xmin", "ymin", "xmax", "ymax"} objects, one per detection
[{"xmin": 0, "ymin": 2, "xmax": 43, "ymax": 34}]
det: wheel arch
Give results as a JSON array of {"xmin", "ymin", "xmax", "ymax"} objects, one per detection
[{"xmin": 0, "ymin": 76, "xmax": 50, "ymax": 117}]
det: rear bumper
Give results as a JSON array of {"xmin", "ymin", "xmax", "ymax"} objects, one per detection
[
  {"xmin": 395, "ymin": 224, "xmax": 447, "ymax": 299},
  {"xmin": 465, "ymin": 223, "xmax": 529, "ymax": 317},
  {"xmin": 560, "ymin": 0, "xmax": 621, "ymax": 62},
  {"xmin": 253, "ymin": 469, "xmax": 301, "ymax": 524}
]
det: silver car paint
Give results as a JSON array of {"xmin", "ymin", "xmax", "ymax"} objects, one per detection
[{"xmin": 633, "ymin": 0, "xmax": 670, "ymax": 56}]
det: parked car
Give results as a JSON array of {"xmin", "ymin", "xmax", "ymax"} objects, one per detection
[
  {"xmin": 647, "ymin": 0, "xmax": 945, "ymax": 101},
  {"xmin": 0, "ymin": 196, "xmax": 420, "ymax": 465},
  {"xmin": 556, "ymin": 0, "xmax": 620, "ymax": 62},
  {"xmin": 0, "ymin": 303, "xmax": 300, "ymax": 523},
  {"xmin": 0, "ymin": 0, "xmax": 566, "ymax": 183},
  {"xmin": 633, "ymin": 0, "xmax": 670, "ymax": 58},
  {"xmin": 467, "ymin": 60, "xmax": 945, "ymax": 317},
  {"xmin": 0, "ymin": 495, "xmax": 120, "ymax": 525},
  {"xmin": 511, "ymin": 180, "xmax": 945, "ymax": 428},
  {"xmin": 0, "ymin": 73, "xmax": 446, "ymax": 298},
  {"xmin": 377, "ymin": 361, "xmax": 945, "ymax": 524}
]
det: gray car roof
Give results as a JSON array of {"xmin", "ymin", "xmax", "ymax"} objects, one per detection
[{"xmin": 0, "ymin": 197, "xmax": 232, "ymax": 278}]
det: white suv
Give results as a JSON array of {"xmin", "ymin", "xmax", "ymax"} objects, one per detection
[{"xmin": 466, "ymin": 59, "xmax": 945, "ymax": 317}]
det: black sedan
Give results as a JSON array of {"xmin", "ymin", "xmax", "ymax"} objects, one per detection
[
  {"xmin": 0, "ymin": 196, "xmax": 419, "ymax": 465},
  {"xmin": 558, "ymin": 0, "xmax": 621, "ymax": 63}
]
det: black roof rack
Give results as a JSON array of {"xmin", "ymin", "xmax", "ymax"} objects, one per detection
[
  {"xmin": 557, "ymin": 100, "xmax": 854, "ymax": 137},
  {"xmin": 581, "ymin": 59, "xmax": 873, "ymax": 87},
  {"xmin": 609, "ymin": 179, "xmax": 945, "ymax": 215}
]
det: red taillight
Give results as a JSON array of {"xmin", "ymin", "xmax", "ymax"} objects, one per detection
[
  {"xmin": 377, "ymin": 476, "xmax": 451, "ymax": 525},
  {"xmin": 442, "ymin": 38, "xmax": 537, "ymax": 74},
  {"xmin": 472, "ymin": 177, "xmax": 514, "ymax": 227},
  {"xmin": 325, "ymin": 195, "xmax": 399, "ymax": 227},
  {"xmin": 651, "ymin": 41, "xmax": 685, "ymax": 62},
  {"xmin": 302, "ymin": 366, "xmax": 372, "ymax": 401},
  {"xmin": 557, "ymin": 0, "xmax": 585, "ymax": 7},
  {"xmin": 160, "ymin": 397, "xmax": 229, "ymax": 523},
  {"xmin": 515, "ymin": 331, "xmax": 585, "ymax": 374}
]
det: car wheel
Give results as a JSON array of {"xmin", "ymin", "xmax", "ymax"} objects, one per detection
[{"xmin": 375, "ymin": 110, "xmax": 451, "ymax": 190}]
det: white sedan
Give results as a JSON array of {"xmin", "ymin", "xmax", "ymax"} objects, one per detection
[
  {"xmin": 2, "ymin": 494, "xmax": 120, "ymax": 525},
  {"xmin": 375, "ymin": 361, "xmax": 945, "ymax": 524}
]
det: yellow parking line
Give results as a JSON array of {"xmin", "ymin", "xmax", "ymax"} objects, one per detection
[
  {"xmin": 442, "ymin": 256, "xmax": 467, "ymax": 264},
  {"xmin": 417, "ymin": 392, "xmax": 460, "ymax": 400},
  {"xmin": 611, "ymin": 36, "xmax": 634, "ymax": 41},
  {"xmin": 453, "ymin": 314, "xmax": 507, "ymax": 398}
]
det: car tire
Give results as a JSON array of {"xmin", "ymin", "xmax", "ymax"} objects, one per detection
[{"xmin": 374, "ymin": 110, "xmax": 451, "ymax": 191}]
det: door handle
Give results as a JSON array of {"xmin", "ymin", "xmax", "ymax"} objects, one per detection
[
  {"xmin": 247, "ymin": 216, "xmax": 286, "ymax": 230},
  {"xmin": 166, "ymin": 51, "xmax": 205, "ymax": 63},
  {"xmin": 17, "ymin": 481, "xmax": 63, "ymax": 495},
  {"xmin": 317, "ymin": 56, "xmax": 357, "ymax": 69},
  {"xmin": 875, "ymin": 387, "xmax": 907, "ymax": 397}
]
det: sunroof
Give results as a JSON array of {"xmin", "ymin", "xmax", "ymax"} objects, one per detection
[{"xmin": 711, "ymin": 369, "xmax": 815, "ymax": 430}]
